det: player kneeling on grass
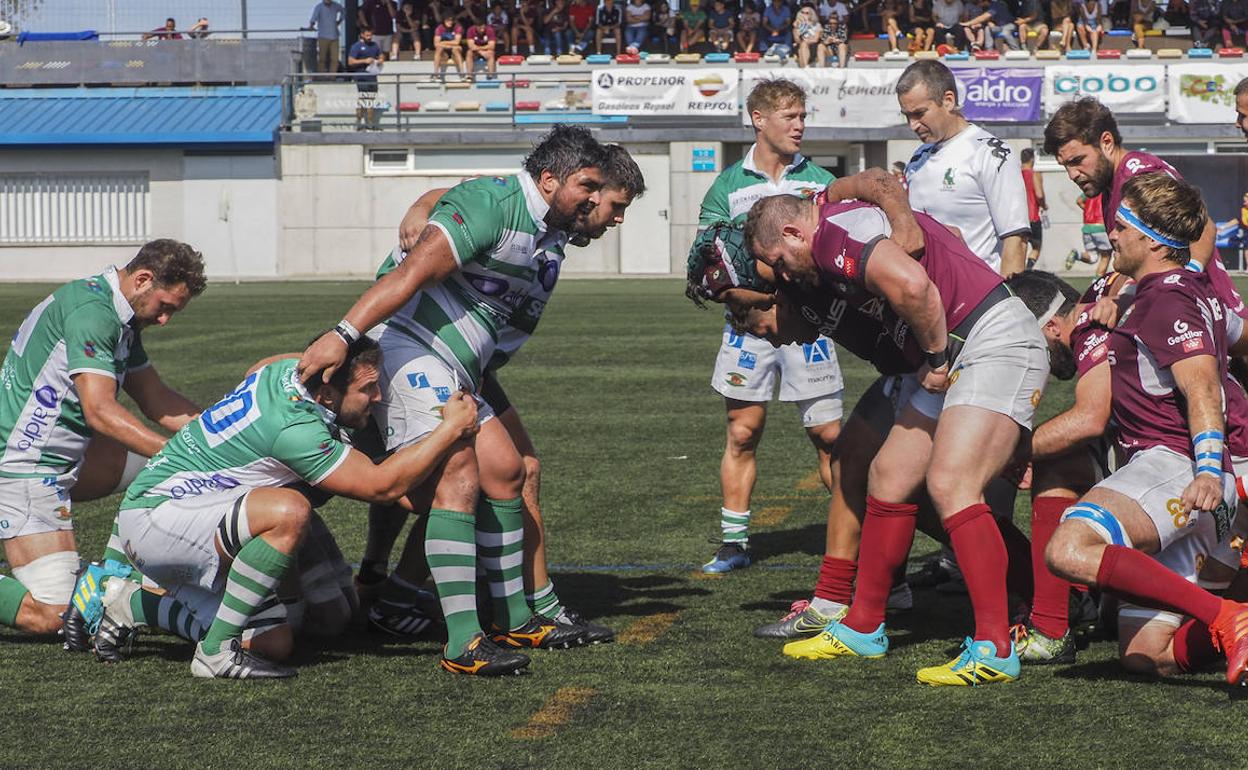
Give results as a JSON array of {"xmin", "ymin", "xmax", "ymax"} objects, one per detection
[
  {"xmin": 1044, "ymin": 173, "xmax": 1248, "ymax": 688},
  {"xmin": 99, "ymin": 337, "xmax": 479, "ymax": 679},
  {"xmin": 0, "ymin": 240, "xmax": 204, "ymax": 643},
  {"xmin": 745, "ymin": 191, "xmax": 1050, "ymax": 686}
]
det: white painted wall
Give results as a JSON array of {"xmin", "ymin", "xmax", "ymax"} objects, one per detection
[{"xmin": 182, "ymin": 155, "xmax": 281, "ymax": 278}]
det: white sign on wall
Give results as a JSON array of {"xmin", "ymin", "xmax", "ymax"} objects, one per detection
[
  {"xmin": 742, "ymin": 68, "xmax": 907, "ymax": 128},
  {"xmin": 1043, "ymin": 65, "xmax": 1166, "ymax": 114},
  {"xmin": 591, "ymin": 68, "xmax": 739, "ymax": 115},
  {"xmin": 1166, "ymin": 62, "xmax": 1248, "ymax": 124}
]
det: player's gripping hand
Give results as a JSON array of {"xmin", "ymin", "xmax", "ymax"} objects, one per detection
[
  {"xmin": 440, "ymin": 391, "xmax": 480, "ymax": 439},
  {"xmin": 297, "ymin": 331, "xmax": 348, "ymax": 385},
  {"xmin": 1087, "ymin": 296, "xmax": 1121, "ymax": 328},
  {"xmin": 399, "ymin": 209, "xmax": 423, "ymax": 251},
  {"xmin": 918, "ymin": 362, "xmax": 950, "ymax": 394},
  {"xmin": 1180, "ymin": 473, "xmax": 1225, "ymax": 516}
]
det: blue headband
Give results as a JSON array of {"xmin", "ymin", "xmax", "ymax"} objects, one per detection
[{"xmin": 1116, "ymin": 203, "xmax": 1189, "ymax": 250}]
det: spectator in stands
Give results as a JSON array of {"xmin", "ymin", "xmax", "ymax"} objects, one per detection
[
  {"xmin": 933, "ymin": 0, "xmax": 966, "ymax": 49},
  {"xmin": 654, "ymin": 2, "xmax": 680, "ymax": 51},
  {"xmin": 514, "ymin": 0, "xmax": 543, "ymax": 54},
  {"xmin": 1162, "ymin": 0, "xmax": 1190, "ymax": 28},
  {"xmin": 908, "ymin": 0, "xmax": 936, "ymax": 49},
  {"xmin": 877, "ymin": 0, "xmax": 905, "ymax": 51},
  {"xmin": 144, "ymin": 17, "xmax": 182, "ymax": 41},
  {"xmin": 187, "ymin": 18, "xmax": 210, "ymax": 39},
  {"xmin": 568, "ymin": 0, "xmax": 597, "ymax": 53},
  {"xmin": 1224, "ymin": 0, "xmax": 1248, "ymax": 47},
  {"xmin": 709, "ymin": 0, "xmax": 737, "ymax": 49},
  {"xmin": 308, "ymin": 0, "xmax": 346, "ymax": 72},
  {"xmin": 624, "ymin": 0, "xmax": 653, "ymax": 51},
  {"xmin": 1049, "ymin": 0, "xmax": 1076, "ymax": 50},
  {"xmin": 738, "ymin": 0, "xmax": 763, "ymax": 50},
  {"xmin": 433, "ymin": 13, "xmax": 465, "ymax": 78},
  {"xmin": 347, "ymin": 27, "xmax": 383, "ymax": 129},
  {"xmin": 360, "ymin": 0, "xmax": 398, "ymax": 59},
  {"xmin": 817, "ymin": 8, "xmax": 849, "ymax": 64},
  {"xmin": 543, "ymin": 0, "xmax": 572, "ymax": 54},
  {"xmin": 960, "ymin": 0, "xmax": 993, "ymax": 49},
  {"xmin": 1076, "ymin": 0, "xmax": 1105, "ymax": 53},
  {"xmin": 466, "ymin": 20, "xmax": 498, "ymax": 76},
  {"xmin": 487, "ymin": 2, "xmax": 511, "ymax": 53},
  {"xmin": 423, "ymin": 0, "xmax": 451, "ymax": 49},
  {"xmin": 1131, "ymin": 0, "xmax": 1157, "ymax": 45},
  {"xmin": 1014, "ymin": 0, "xmax": 1047, "ymax": 51},
  {"xmin": 793, "ymin": 4, "xmax": 823, "ymax": 64},
  {"xmin": 680, "ymin": 0, "xmax": 710, "ymax": 50},
  {"xmin": 1191, "ymin": 0, "xmax": 1222, "ymax": 47},
  {"xmin": 819, "ymin": 0, "xmax": 851, "ymax": 35},
  {"xmin": 457, "ymin": 0, "xmax": 487, "ymax": 35},
  {"xmin": 985, "ymin": 0, "xmax": 1022, "ymax": 48},
  {"xmin": 763, "ymin": 0, "xmax": 794, "ymax": 52},
  {"xmin": 397, "ymin": 2, "xmax": 421, "ymax": 57},
  {"xmin": 597, "ymin": 0, "xmax": 624, "ymax": 52}
]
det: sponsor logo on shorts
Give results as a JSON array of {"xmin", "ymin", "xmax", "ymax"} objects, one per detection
[
  {"xmin": 1212, "ymin": 499, "xmax": 1234, "ymax": 543},
  {"xmin": 1166, "ymin": 498, "xmax": 1191, "ymax": 529},
  {"xmin": 725, "ymin": 372, "xmax": 747, "ymax": 387},
  {"xmin": 54, "ymin": 506, "xmax": 71, "ymax": 520},
  {"xmin": 737, "ymin": 351, "xmax": 757, "ymax": 370},
  {"xmin": 407, "ymin": 372, "xmax": 431, "ymax": 389},
  {"xmin": 467, "ymin": 273, "xmax": 510, "ymax": 297},
  {"xmin": 123, "ymin": 541, "xmax": 145, "ymax": 570},
  {"xmin": 1030, "ymin": 389, "xmax": 1042, "ymax": 408},
  {"xmin": 727, "ymin": 331, "xmax": 745, "ymax": 349},
  {"xmin": 432, "ymin": 386, "xmax": 452, "ymax": 403},
  {"xmin": 802, "ymin": 339, "xmax": 832, "ymax": 365}
]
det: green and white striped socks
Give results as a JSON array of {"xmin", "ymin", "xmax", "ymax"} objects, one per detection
[
  {"xmin": 721, "ymin": 507, "xmax": 751, "ymax": 545},
  {"xmin": 528, "ymin": 580, "xmax": 565, "ymax": 620},
  {"xmin": 476, "ymin": 497, "xmax": 530, "ymax": 631},
  {"xmin": 425, "ymin": 508, "xmax": 481, "ymax": 656},
  {"xmin": 130, "ymin": 588, "xmax": 207, "ymax": 641},
  {"xmin": 200, "ymin": 536, "xmax": 291, "ymax": 656}
]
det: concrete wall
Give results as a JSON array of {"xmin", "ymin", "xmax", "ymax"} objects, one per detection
[{"xmin": 0, "ymin": 148, "xmax": 280, "ymax": 282}]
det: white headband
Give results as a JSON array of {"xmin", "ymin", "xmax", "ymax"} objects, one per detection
[{"xmin": 1037, "ymin": 292, "xmax": 1067, "ymax": 326}]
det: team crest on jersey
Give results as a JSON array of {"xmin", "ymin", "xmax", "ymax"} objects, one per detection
[
  {"xmin": 493, "ymin": 177, "xmax": 508, "ymax": 185},
  {"xmin": 725, "ymin": 372, "xmax": 747, "ymax": 387},
  {"xmin": 86, "ymin": 280, "xmax": 103, "ymax": 293},
  {"xmin": 452, "ymin": 212, "xmax": 465, "ymax": 226},
  {"xmin": 83, "ymin": 341, "xmax": 97, "ymax": 358},
  {"xmin": 318, "ymin": 440, "xmax": 334, "ymax": 455}
]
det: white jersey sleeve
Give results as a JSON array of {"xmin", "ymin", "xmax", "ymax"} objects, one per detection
[{"xmin": 973, "ymin": 133, "xmax": 1031, "ymax": 243}]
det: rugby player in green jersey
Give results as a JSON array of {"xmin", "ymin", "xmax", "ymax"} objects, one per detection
[
  {"xmin": 0, "ymin": 241, "xmax": 204, "ymax": 641},
  {"xmin": 299, "ymin": 125, "xmax": 608, "ymax": 674}
]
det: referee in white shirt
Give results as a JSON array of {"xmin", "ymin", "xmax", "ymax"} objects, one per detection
[{"xmin": 897, "ymin": 60, "xmax": 1031, "ymax": 277}]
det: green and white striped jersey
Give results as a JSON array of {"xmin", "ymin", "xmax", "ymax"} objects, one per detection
[
  {"xmin": 0, "ymin": 267, "xmax": 149, "ymax": 481},
  {"xmin": 376, "ymin": 173, "xmax": 567, "ymax": 387},
  {"xmin": 698, "ymin": 145, "xmax": 834, "ymax": 227},
  {"xmin": 120, "ymin": 359, "xmax": 349, "ymax": 511}
]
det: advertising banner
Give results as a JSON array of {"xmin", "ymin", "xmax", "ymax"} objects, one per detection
[
  {"xmin": 952, "ymin": 67, "xmax": 1043, "ymax": 121},
  {"xmin": 1167, "ymin": 62, "xmax": 1248, "ymax": 123},
  {"xmin": 1044, "ymin": 65, "xmax": 1166, "ymax": 114},
  {"xmin": 742, "ymin": 68, "xmax": 907, "ymax": 127},
  {"xmin": 591, "ymin": 68, "xmax": 739, "ymax": 115}
]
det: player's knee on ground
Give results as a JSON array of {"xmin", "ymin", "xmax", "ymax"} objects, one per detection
[
  {"xmin": 246, "ymin": 623, "xmax": 295, "ymax": 662},
  {"xmin": 16, "ymin": 592, "xmax": 67, "ymax": 635},
  {"xmin": 1118, "ymin": 618, "xmax": 1181, "ymax": 677}
]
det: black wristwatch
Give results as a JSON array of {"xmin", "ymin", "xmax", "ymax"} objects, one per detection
[{"xmin": 925, "ymin": 348, "xmax": 948, "ymax": 370}]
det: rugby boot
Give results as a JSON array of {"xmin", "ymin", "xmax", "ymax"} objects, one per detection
[
  {"xmin": 754, "ymin": 599, "xmax": 846, "ymax": 640},
  {"xmin": 368, "ymin": 602, "xmax": 440, "ymax": 639},
  {"xmin": 1011, "ymin": 622, "xmax": 1076, "ymax": 665},
  {"xmin": 191, "ymin": 638, "xmax": 297, "ymax": 679},
  {"xmin": 93, "ymin": 578, "xmax": 143, "ymax": 664},
  {"xmin": 544, "ymin": 606, "xmax": 615, "ymax": 645},
  {"xmin": 783, "ymin": 620, "xmax": 888, "ymax": 660},
  {"xmin": 916, "ymin": 638, "xmax": 1020, "ymax": 686},
  {"xmin": 908, "ymin": 553, "xmax": 959, "ymax": 589},
  {"xmin": 491, "ymin": 614, "xmax": 589, "ymax": 650},
  {"xmin": 1210, "ymin": 600, "xmax": 1248, "ymax": 686},
  {"xmin": 440, "ymin": 633, "xmax": 530, "ymax": 676},
  {"xmin": 702, "ymin": 542, "xmax": 751, "ymax": 574},
  {"xmin": 63, "ymin": 559, "xmax": 133, "ymax": 652}
]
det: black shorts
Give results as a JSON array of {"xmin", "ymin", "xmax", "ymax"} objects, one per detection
[
  {"xmin": 479, "ymin": 372, "xmax": 512, "ymax": 415},
  {"xmin": 1027, "ymin": 220, "xmax": 1043, "ymax": 248}
]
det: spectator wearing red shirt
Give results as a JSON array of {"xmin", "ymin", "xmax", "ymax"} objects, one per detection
[
  {"xmin": 143, "ymin": 18, "xmax": 182, "ymax": 41},
  {"xmin": 569, "ymin": 0, "xmax": 597, "ymax": 53},
  {"xmin": 466, "ymin": 23, "xmax": 498, "ymax": 77}
]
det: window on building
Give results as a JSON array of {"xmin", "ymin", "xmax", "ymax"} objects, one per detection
[
  {"xmin": 366, "ymin": 147, "xmax": 525, "ymax": 176},
  {"xmin": 0, "ymin": 173, "xmax": 150, "ymax": 245}
]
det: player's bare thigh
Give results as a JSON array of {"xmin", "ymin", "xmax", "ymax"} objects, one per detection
[
  {"xmin": 474, "ymin": 414, "xmax": 525, "ymax": 500},
  {"xmin": 867, "ymin": 404, "xmax": 937, "ymax": 503},
  {"xmin": 1045, "ymin": 487, "xmax": 1165, "ymax": 584},
  {"xmin": 925, "ymin": 405, "xmax": 1021, "ymax": 518}
]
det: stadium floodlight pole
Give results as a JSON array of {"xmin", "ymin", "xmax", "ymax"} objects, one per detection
[{"xmin": 241, "ymin": 0, "xmax": 248, "ymax": 39}]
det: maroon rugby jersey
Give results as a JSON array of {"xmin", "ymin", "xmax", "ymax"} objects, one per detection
[
  {"xmin": 809, "ymin": 201, "xmax": 1004, "ymax": 342},
  {"xmin": 1108, "ymin": 268, "xmax": 1231, "ymax": 465},
  {"xmin": 1103, "ymin": 151, "xmax": 1247, "ymax": 319}
]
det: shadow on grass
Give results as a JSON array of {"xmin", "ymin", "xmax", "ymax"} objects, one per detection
[
  {"xmin": 551, "ymin": 572, "xmax": 713, "ymax": 621},
  {"xmin": 745, "ymin": 524, "xmax": 826, "ymax": 562}
]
